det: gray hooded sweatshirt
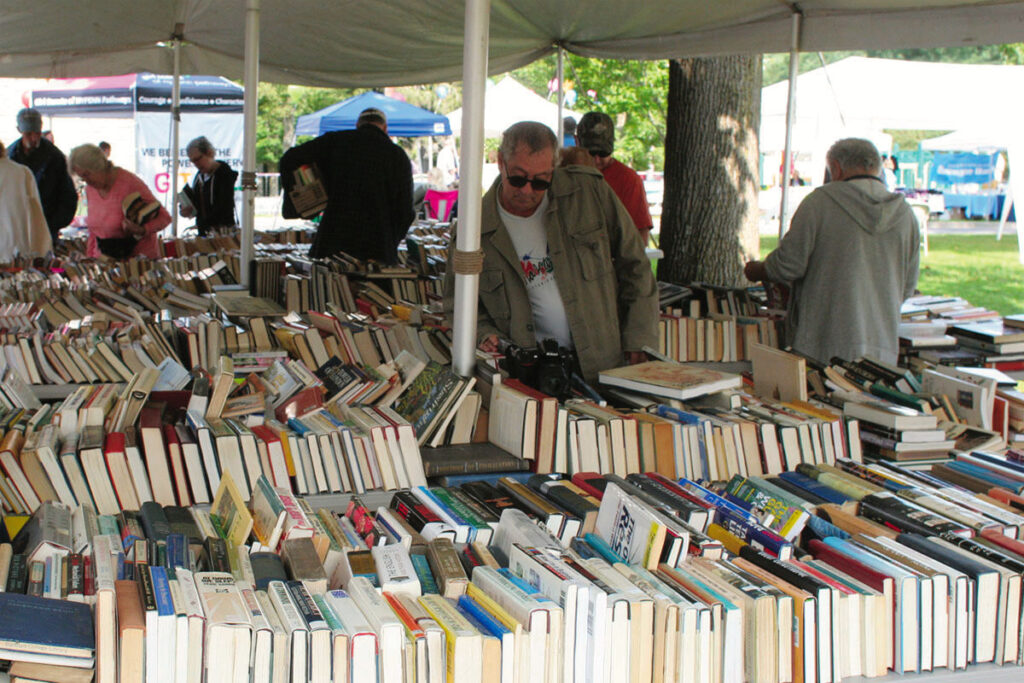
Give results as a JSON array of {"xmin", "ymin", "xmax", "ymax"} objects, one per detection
[{"xmin": 764, "ymin": 177, "xmax": 919, "ymax": 365}]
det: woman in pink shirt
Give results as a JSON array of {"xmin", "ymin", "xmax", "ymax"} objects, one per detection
[{"xmin": 68, "ymin": 144, "xmax": 170, "ymax": 259}]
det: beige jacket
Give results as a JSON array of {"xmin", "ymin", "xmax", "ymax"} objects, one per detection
[
  {"xmin": 0, "ymin": 157, "xmax": 52, "ymax": 260},
  {"xmin": 445, "ymin": 165, "xmax": 658, "ymax": 382}
]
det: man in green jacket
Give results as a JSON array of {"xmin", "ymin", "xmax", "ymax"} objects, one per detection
[{"xmin": 444, "ymin": 121, "xmax": 658, "ymax": 384}]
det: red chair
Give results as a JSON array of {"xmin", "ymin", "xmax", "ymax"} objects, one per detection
[{"xmin": 424, "ymin": 188, "xmax": 458, "ymax": 222}]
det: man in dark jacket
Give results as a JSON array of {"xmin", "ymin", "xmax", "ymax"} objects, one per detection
[
  {"xmin": 280, "ymin": 107, "xmax": 414, "ymax": 263},
  {"xmin": 7, "ymin": 108, "xmax": 77, "ymax": 243}
]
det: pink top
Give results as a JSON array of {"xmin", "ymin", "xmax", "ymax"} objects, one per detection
[{"xmin": 85, "ymin": 168, "xmax": 171, "ymax": 259}]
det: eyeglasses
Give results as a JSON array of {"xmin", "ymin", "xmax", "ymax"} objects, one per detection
[
  {"xmin": 588, "ymin": 149, "xmax": 611, "ymax": 159},
  {"xmin": 505, "ymin": 174, "xmax": 552, "ymax": 191}
]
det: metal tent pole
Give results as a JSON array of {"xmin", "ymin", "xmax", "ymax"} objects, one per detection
[
  {"xmin": 451, "ymin": 0, "xmax": 490, "ymax": 377},
  {"xmin": 171, "ymin": 32, "xmax": 182, "ymax": 236},
  {"xmin": 240, "ymin": 0, "xmax": 260, "ymax": 287},
  {"xmin": 779, "ymin": 10, "xmax": 802, "ymax": 238}
]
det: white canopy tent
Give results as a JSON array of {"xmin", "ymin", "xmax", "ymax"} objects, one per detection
[
  {"xmin": 761, "ymin": 56, "xmax": 1024, "ymax": 184},
  {"xmin": 4, "ymin": 0, "xmax": 1024, "ymax": 374},
  {"xmin": 446, "ymin": 76, "xmax": 580, "ymax": 138}
]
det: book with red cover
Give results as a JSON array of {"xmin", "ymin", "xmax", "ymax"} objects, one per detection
[
  {"xmin": 503, "ymin": 378, "xmax": 557, "ymax": 474},
  {"xmin": 103, "ymin": 431, "xmax": 139, "ymax": 511},
  {"xmin": 274, "ymin": 386, "xmax": 325, "ymax": 423},
  {"xmin": 807, "ymin": 538, "xmax": 896, "ymax": 595},
  {"xmin": 987, "ymin": 486, "xmax": 1024, "ymax": 511},
  {"xmin": 979, "ymin": 527, "xmax": 1024, "ymax": 558},
  {"xmin": 570, "ymin": 471, "xmax": 607, "ymax": 500},
  {"xmin": 138, "ymin": 404, "xmax": 175, "ymax": 506},
  {"xmin": 162, "ymin": 424, "xmax": 191, "ymax": 506}
]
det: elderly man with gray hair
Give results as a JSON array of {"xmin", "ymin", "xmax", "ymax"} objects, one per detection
[
  {"xmin": 444, "ymin": 120, "xmax": 658, "ymax": 384},
  {"xmin": 6, "ymin": 108, "xmax": 77, "ymax": 243},
  {"xmin": 745, "ymin": 137, "xmax": 919, "ymax": 364}
]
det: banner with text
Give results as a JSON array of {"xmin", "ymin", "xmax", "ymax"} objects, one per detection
[{"xmin": 135, "ymin": 112, "xmax": 244, "ymax": 210}]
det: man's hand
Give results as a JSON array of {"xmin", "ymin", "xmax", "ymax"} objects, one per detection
[
  {"xmin": 624, "ymin": 350, "xmax": 646, "ymax": 366},
  {"xmin": 477, "ymin": 334, "xmax": 500, "ymax": 354},
  {"xmin": 744, "ymin": 260, "xmax": 767, "ymax": 282},
  {"xmin": 180, "ymin": 204, "xmax": 195, "ymax": 219}
]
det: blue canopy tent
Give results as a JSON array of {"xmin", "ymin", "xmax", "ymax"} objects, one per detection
[{"xmin": 296, "ymin": 91, "xmax": 451, "ymax": 137}]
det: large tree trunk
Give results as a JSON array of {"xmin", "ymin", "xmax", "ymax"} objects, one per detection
[{"xmin": 658, "ymin": 56, "xmax": 762, "ymax": 287}]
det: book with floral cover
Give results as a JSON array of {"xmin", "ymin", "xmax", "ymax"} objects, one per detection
[{"xmin": 598, "ymin": 360, "xmax": 742, "ymax": 401}]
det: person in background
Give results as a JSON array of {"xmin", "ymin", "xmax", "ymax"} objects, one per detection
[
  {"xmin": 0, "ymin": 141, "xmax": 52, "ymax": 260},
  {"xmin": 575, "ymin": 111, "xmax": 654, "ymax": 246},
  {"xmin": 6, "ymin": 108, "xmax": 77, "ymax": 243},
  {"xmin": 42, "ymin": 130, "xmax": 54, "ymax": 143},
  {"xmin": 280, "ymin": 107, "xmax": 414, "ymax": 263},
  {"xmin": 744, "ymin": 138, "xmax": 919, "ymax": 364},
  {"xmin": 444, "ymin": 121, "xmax": 657, "ymax": 384},
  {"xmin": 435, "ymin": 137, "xmax": 459, "ymax": 188},
  {"xmin": 99, "ymin": 141, "xmax": 111, "ymax": 158},
  {"xmin": 69, "ymin": 143, "xmax": 170, "ymax": 260},
  {"xmin": 180, "ymin": 136, "xmax": 238, "ymax": 234},
  {"xmin": 562, "ymin": 116, "xmax": 577, "ymax": 148},
  {"xmin": 558, "ymin": 146, "xmax": 596, "ymax": 168}
]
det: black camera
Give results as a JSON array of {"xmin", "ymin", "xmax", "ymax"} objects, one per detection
[{"xmin": 500, "ymin": 339, "xmax": 577, "ymax": 401}]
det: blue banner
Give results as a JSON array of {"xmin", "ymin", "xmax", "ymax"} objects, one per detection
[{"xmin": 931, "ymin": 152, "xmax": 998, "ymax": 185}]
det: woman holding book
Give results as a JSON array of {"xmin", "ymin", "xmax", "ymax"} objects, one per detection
[
  {"xmin": 180, "ymin": 135, "xmax": 238, "ymax": 235},
  {"xmin": 69, "ymin": 143, "xmax": 170, "ymax": 259}
]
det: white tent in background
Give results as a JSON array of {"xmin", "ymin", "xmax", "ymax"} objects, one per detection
[
  {"xmin": 921, "ymin": 128, "xmax": 1009, "ymax": 153},
  {"xmin": 446, "ymin": 77, "xmax": 580, "ymax": 138},
  {"xmin": 761, "ymin": 57, "xmax": 1024, "ymax": 186}
]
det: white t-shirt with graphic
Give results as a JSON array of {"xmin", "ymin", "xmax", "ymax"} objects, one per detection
[{"xmin": 498, "ymin": 194, "xmax": 573, "ymax": 348}]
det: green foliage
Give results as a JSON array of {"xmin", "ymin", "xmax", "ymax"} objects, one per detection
[
  {"xmin": 510, "ymin": 55, "xmax": 669, "ymax": 170},
  {"xmin": 758, "ymin": 233, "xmax": 1024, "ymax": 316}
]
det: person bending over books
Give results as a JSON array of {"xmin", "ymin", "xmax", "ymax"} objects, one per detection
[
  {"xmin": 443, "ymin": 121, "xmax": 658, "ymax": 385},
  {"xmin": 180, "ymin": 135, "xmax": 238, "ymax": 234},
  {"xmin": 69, "ymin": 143, "xmax": 171, "ymax": 259},
  {"xmin": 279, "ymin": 107, "xmax": 414, "ymax": 263},
  {"xmin": 744, "ymin": 137, "xmax": 919, "ymax": 365}
]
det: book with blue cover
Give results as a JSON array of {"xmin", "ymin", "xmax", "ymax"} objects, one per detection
[{"xmin": 0, "ymin": 592, "xmax": 95, "ymax": 662}]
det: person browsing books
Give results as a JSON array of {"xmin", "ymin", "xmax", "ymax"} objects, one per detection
[
  {"xmin": 279, "ymin": 107, "xmax": 414, "ymax": 263},
  {"xmin": 180, "ymin": 135, "xmax": 238, "ymax": 234},
  {"xmin": 69, "ymin": 143, "xmax": 171, "ymax": 260},
  {"xmin": 0, "ymin": 140, "xmax": 51, "ymax": 260},
  {"xmin": 443, "ymin": 121, "xmax": 658, "ymax": 384},
  {"xmin": 744, "ymin": 138, "xmax": 919, "ymax": 365},
  {"xmin": 575, "ymin": 111, "xmax": 654, "ymax": 246},
  {"xmin": 6, "ymin": 108, "xmax": 78, "ymax": 244}
]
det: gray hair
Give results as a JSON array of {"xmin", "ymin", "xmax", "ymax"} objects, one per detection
[
  {"xmin": 499, "ymin": 122, "xmax": 557, "ymax": 163},
  {"xmin": 186, "ymin": 135, "xmax": 214, "ymax": 157},
  {"xmin": 827, "ymin": 138, "xmax": 881, "ymax": 175},
  {"xmin": 69, "ymin": 143, "xmax": 113, "ymax": 175}
]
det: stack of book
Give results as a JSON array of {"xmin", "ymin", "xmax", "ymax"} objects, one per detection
[{"xmin": 3, "ymin": 452, "xmax": 1023, "ymax": 683}]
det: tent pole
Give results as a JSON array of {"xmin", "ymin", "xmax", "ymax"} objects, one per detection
[
  {"xmin": 778, "ymin": 10, "xmax": 802, "ymax": 239},
  {"xmin": 556, "ymin": 45, "xmax": 564, "ymax": 148},
  {"xmin": 240, "ymin": 0, "xmax": 260, "ymax": 288},
  {"xmin": 452, "ymin": 0, "xmax": 490, "ymax": 378},
  {"xmin": 171, "ymin": 33, "xmax": 182, "ymax": 237}
]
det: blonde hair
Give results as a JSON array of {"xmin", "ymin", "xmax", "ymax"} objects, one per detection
[{"xmin": 69, "ymin": 143, "xmax": 113, "ymax": 175}]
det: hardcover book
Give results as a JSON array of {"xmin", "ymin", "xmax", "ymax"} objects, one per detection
[{"xmin": 598, "ymin": 360, "xmax": 742, "ymax": 401}]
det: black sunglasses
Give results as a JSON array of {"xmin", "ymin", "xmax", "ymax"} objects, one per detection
[
  {"xmin": 588, "ymin": 149, "xmax": 611, "ymax": 158},
  {"xmin": 505, "ymin": 174, "xmax": 552, "ymax": 191}
]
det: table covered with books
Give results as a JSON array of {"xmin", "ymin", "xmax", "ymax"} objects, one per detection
[{"xmin": 1, "ymin": 226, "xmax": 1024, "ymax": 683}]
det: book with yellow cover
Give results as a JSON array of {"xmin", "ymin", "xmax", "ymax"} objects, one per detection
[{"xmin": 209, "ymin": 471, "xmax": 253, "ymax": 547}]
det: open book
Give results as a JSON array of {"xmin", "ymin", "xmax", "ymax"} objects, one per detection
[{"xmin": 122, "ymin": 191, "xmax": 162, "ymax": 225}]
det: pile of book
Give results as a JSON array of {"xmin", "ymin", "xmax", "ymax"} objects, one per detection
[
  {"xmin": 3, "ymin": 451, "xmax": 1024, "ymax": 683},
  {"xmin": 656, "ymin": 283, "xmax": 781, "ymax": 363}
]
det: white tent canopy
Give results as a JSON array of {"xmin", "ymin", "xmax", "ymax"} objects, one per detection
[
  {"xmin": 446, "ymin": 76, "xmax": 579, "ymax": 138},
  {"xmin": 921, "ymin": 128, "xmax": 1010, "ymax": 152},
  {"xmin": 3, "ymin": 2, "xmax": 1024, "ymax": 87}
]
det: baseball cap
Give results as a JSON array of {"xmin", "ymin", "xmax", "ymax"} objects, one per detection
[
  {"xmin": 357, "ymin": 107, "xmax": 387, "ymax": 127},
  {"xmin": 576, "ymin": 111, "xmax": 614, "ymax": 156},
  {"xmin": 16, "ymin": 108, "xmax": 42, "ymax": 134}
]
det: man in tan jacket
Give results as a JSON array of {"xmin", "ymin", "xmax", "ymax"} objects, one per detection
[
  {"xmin": 0, "ymin": 141, "xmax": 52, "ymax": 260},
  {"xmin": 445, "ymin": 121, "xmax": 658, "ymax": 384}
]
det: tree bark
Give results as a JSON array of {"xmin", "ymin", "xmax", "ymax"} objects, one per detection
[{"xmin": 658, "ymin": 56, "xmax": 762, "ymax": 287}]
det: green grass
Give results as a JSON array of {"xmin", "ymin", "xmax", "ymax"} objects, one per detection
[{"xmin": 758, "ymin": 233, "xmax": 1024, "ymax": 316}]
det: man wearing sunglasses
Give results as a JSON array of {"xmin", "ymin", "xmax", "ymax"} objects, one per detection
[
  {"xmin": 445, "ymin": 121, "xmax": 657, "ymax": 384},
  {"xmin": 575, "ymin": 111, "xmax": 653, "ymax": 246}
]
